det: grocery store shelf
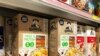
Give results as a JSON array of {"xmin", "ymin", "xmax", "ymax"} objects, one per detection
[{"xmin": 0, "ymin": 0, "xmax": 99, "ymax": 26}]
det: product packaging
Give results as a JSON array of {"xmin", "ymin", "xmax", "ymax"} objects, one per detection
[
  {"xmin": 0, "ymin": 16, "xmax": 4, "ymax": 56},
  {"xmin": 85, "ymin": 26, "xmax": 96, "ymax": 56},
  {"xmin": 12, "ymin": 14, "xmax": 48, "ymax": 56},
  {"xmin": 49, "ymin": 18, "xmax": 77, "ymax": 56},
  {"xmin": 73, "ymin": 0, "xmax": 87, "ymax": 10},
  {"xmin": 76, "ymin": 25, "xmax": 85, "ymax": 56},
  {"xmin": 57, "ymin": 0, "xmax": 72, "ymax": 5},
  {"xmin": 73, "ymin": 0, "xmax": 95, "ymax": 14},
  {"xmin": 95, "ymin": 2, "xmax": 100, "ymax": 17}
]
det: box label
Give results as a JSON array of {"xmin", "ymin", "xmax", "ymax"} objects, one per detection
[
  {"xmin": 87, "ymin": 37, "xmax": 96, "ymax": 43},
  {"xmin": 77, "ymin": 36, "xmax": 84, "ymax": 44},
  {"xmin": 36, "ymin": 35, "xmax": 45, "ymax": 48},
  {"xmin": 23, "ymin": 34, "xmax": 36, "ymax": 48},
  {"xmin": 76, "ymin": 36, "xmax": 84, "ymax": 56},
  {"xmin": 69, "ymin": 36, "xmax": 75, "ymax": 47},
  {"xmin": 60, "ymin": 35, "xmax": 69, "ymax": 48}
]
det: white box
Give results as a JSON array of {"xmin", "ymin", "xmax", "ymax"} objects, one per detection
[{"xmin": 85, "ymin": 26, "xmax": 96, "ymax": 56}]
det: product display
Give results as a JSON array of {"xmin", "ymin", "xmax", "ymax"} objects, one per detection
[
  {"xmin": 0, "ymin": 16, "xmax": 4, "ymax": 56},
  {"xmin": 85, "ymin": 26, "xmax": 96, "ymax": 56},
  {"xmin": 0, "ymin": 0, "xmax": 99, "ymax": 56},
  {"xmin": 49, "ymin": 18, "xmax": 77, "ymax": 56},
  {"xmin": 11, "ymin": 14, "xmax": 48, "ymax": 56}
]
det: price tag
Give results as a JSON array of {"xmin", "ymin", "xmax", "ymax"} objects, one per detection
[
  {"xmin": 60, "ymin": 35, "xmax": 69, "ymax": 48},
  {"xmin": 92, "ymin": 15, "xmax": 99, "ymax": 20},
  {"xmin": 23, "ymin": 34, "xmax": 36, "ymax": 48}
]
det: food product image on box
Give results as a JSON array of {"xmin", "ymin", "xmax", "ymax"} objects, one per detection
[
  {"xmin": 73, "ymin": 0, "xmax": 87, "ymax": 10},
  {"xmin": 11, "ymin": 14, "xmax": 48, "ymax": 56},
  {"xmin": 5, "ymin": 17, "xmax": 13, "ymax": 56},
  {"xmin": 49, "ymin": 18, "xmax": 77, "ymax": 56},
  {"xmin": 85, "ymin": 26, "xmax": 96, "ymax": 56},
  {"xmin": 57, "ymin": 0, "xmax": 72, "ymax": 5},
  {"xmin": 76, "ymin": 25, "xmax": 85, "ymax": 56},
  {"xmin": 0, "ymin": 16, "xmax": 5, "ymax": 56}
]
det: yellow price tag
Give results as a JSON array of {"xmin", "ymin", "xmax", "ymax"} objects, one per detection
[{"xmin": 92, "ymin": 15, "xmax": 99, "ymax": 20}]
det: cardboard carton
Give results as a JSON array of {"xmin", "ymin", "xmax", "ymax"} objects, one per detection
[
  {"xmin": 49, "ymin": 18, "xmax": 77, "ymax": 56},
  {"xmin": 76, "ymin": 25, "xmax": 85, "ymax": 56},
  {"xmin": 85, "ymin": 26, "xmax": 96, "ymax": 56},
  {"xmin": 12, "ymin": 14, "xmax": 48, "ymax": 56}
]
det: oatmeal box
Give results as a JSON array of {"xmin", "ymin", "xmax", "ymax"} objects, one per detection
[{"xmin": 12, "ymin": 14, "xmax": 48, "ymax": 56}]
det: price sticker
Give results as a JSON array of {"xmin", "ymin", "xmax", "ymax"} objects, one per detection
[{"xmin": 23, "ymin": 34, "xmax": 36, "ymax": 48}]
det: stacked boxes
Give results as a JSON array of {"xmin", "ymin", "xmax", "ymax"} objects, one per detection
[
  {"xmin": 11, "ymin": 14, "xmax": 48, "ymax": 56},
  {"xmin": 85, "ymin": 26, "xmax": 96, "ymax": 56},
  {"xmin": 0, "ymin": 16, "xmax": 4, "ymax": 56},
  {"xmin": 49, "ymin": 18, "xmax": 77, "ymax": 56}
]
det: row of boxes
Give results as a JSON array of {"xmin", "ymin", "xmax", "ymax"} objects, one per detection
[
  {"xmin": 49, "ymin": 18, "xmax": 96, "ymax": 56},
  {"xmin": 0, "ymin": 13, "xmax": 98, "ymax": 56}
]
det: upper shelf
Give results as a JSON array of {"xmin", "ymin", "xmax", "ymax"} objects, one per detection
[{"xmin": 0, "ymin": 0, "xmax": 99, "ymax": 26}]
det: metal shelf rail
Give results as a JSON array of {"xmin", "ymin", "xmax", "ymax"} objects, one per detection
[{"xmin": 0, "ymin": 0, "xmax": 99, "ymax": 26}]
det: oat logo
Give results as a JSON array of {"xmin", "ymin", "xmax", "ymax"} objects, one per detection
[
  {"xmin": 65, "ymin": 21, "xmax": 73, "ymax": 33},
  {"xmin": 77, "ymin": 26, "xmax": 81, "ymax": 34},
  {"xmin": 59, "ymin": 19, "xmax": 64, "ymax": 25},
  {"xmin": 29, "ymin": 19, "xmax": 41, "ymax": 31},
  {"xmin": 90, "ymin": 28, "xmax": 94, "ymax": 35},
  {"xmin": 50, "ymin": 21, "xmax": 57, "ymax": 31},
  {"xmin": 21, "ymin": 15, "xmax": 28, "ymax": 23}
]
